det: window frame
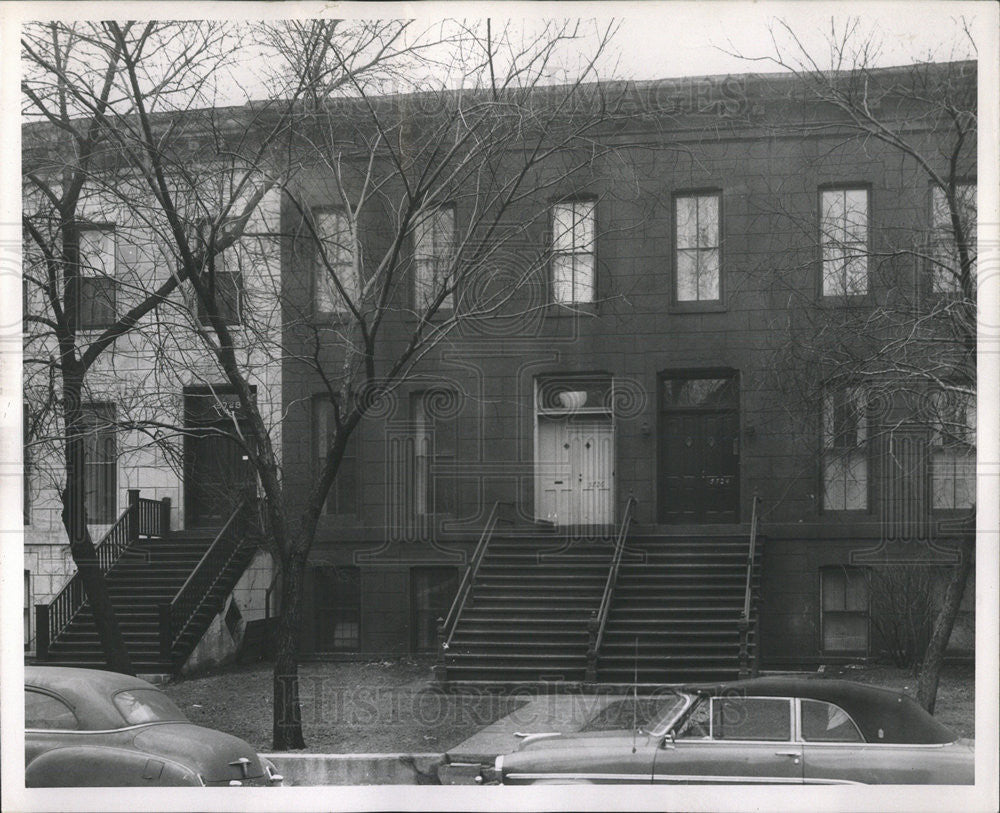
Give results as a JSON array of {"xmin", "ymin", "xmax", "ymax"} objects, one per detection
[
  {"xmin": 819, "ymin": 565, "xmax": 870, "ymax": 656},
  {"xmin": 313, "ymin": 208, "xmax": 360, "ymax": 318},
  {"xmin": 798, "ymin": 698, "xmax": 865, "ymax": 743},
  {"xmin": 672, "ymin": 190, "xmax": 723, "ymax": 308},
  {"xmin": 928, "ymin": 180, "xmax": 977, "ymax": 295},
  {"xmin": 311, "ymin": 395, "xmax": 360, "ymax": 517},
  {"xmin": 73, "ymin": 224, "xmax": 118, "ymax": 330},
  {"xmin": 550, "ymin": 197, "xmax": 597, "ymax": 306},
  {"xmin": 410, "ymin": 390, "xmax": 459, "ymax": 517},
  {"xmin": 818, "ymin": 185, "xmax": 871, "ymax": 298},
  {"xmin": 929, "ymin": 388, "xmax": 976, "ymax": 511},
  {"xmin": 413, "ymin": 203, "xmax": 456, "ymax": 313},
  {"xmin": 820, "ymin": 385, "xmax": 870, "ymax": 513},
  {"xmin": 312, "ymin": 565, "xmax": 362, "ymax": 653},
  {"xmin": 197, "ymin": 245, "xmax": 243, "ymax": 327},
  {"xmin": 25, "ymin": 688, "xmax": 80, "ymax": 731},
  {"xmin": 708, "ymin": 695, "xmax": 794, "ymax": 742},
  {"xmin": 80, "ymin": 402, "xmax": 117, "ymax": 524}
]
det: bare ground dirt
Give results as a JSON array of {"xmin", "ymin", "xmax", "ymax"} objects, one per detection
[{"xmin": 162, "ymin": 659, "xmax": 975, "ymax": 752}]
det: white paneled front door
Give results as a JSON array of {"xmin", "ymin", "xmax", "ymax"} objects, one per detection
[{"xmin": 537, "ymin": 416, "xmax": 614, "ymax": 525}]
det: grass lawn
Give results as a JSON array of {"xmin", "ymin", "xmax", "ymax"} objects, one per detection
[
  {"xmin": 163, "ymin": 659, "xmax": 975, "ymax": 752},
  {"xmin": 163, "ymin": 658, "xmax": 526, "ymax": 753}
]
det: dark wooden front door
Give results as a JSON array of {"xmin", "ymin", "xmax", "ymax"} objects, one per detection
[
  {"xmin": 184, "ymin": 389, "xmax": 256, "ymax": 528},
  {"xmin": 658, "ymin": 373, "xmax": 739, "ymax": 524}
]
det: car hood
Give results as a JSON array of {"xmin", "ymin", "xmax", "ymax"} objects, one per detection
[
  {"xmin": 131, "ymin": 723, "xmax": 264, "ymax": 783},
  {"xmin": 515, "ymin": 729, "xmax": 644, "ymax": 753}
]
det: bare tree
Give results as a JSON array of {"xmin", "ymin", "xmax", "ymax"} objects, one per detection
[
  {"xmin": 730, "ymin": 19, "xmax": 977, "ymax": 712},
  {"xmin": 121, "ymin": 18, "xmax": 634, "ymax": 748},
  {"xmin": 21, "ymin": 19, "xmax": 377, "ymax": 672},
  {"xmin": 21, "ymin": 20, "xmax": 253, "ymax": 673}
]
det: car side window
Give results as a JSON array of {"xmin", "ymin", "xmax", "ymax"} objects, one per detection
[
  {"xmin": 800, "ymin": 699, "xmax": 864, "ymax": 742},
  {"xmin": 25, "ymin": 689, "xmax": 79, "ymax": 730},
  {"xmin": 711, "ymin": 696, "xmax": 791, "ymax": 741},
  {"xmin": 675, "ymin": 698, "xmax": 711, "ymax": 738}
]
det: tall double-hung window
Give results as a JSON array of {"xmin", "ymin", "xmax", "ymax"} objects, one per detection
[
  {"xmin": 312, "ymin": 396, "xmax": 359, "ymax": 516},
  {"xmin": 930, "ymin": 182, "xmax": 976, "ymax": 293},
  {"xmin": 551, "ymin": 200, "xmax": 596, "ymax": 304},
  {"xmin": 674, "ymin": 192, "xmax": 721, "ymax": 302},
  {"xmin": 820, "ymin": 188, "xmax": 869, "ymax": 296},
  {"xmin": 80, "ymin": 403, "xmax": 117, "ymax": 523},
  {"xmin": 413, "ymin": 205, "xmax": 455, "ymax": 311},
  {"xmin": 74, "ymin": 226, "xmax": 117, "ymax": 329},
  {"xmin": 930, "ymin": 390, "xmax": 975, "ymax": 510},
  {"xmin": 315, "ymin": 209, "xmax": 359, "ymax": 315},
  {"xmin": 822, "ymin": 386, "xmax": 868, "ymax": 511}
]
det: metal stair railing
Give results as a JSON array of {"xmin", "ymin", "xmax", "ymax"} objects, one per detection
[
  {"xmin": 586, "ymin": 495, "xmax": 638, "ymax": 681},
  {"xmin": 434, "ymin": 501, "xmax": 510, "ymax": 681},
  {"xmin": 35, "ymin": 489, "xmax": 171, "ymax": 659},
  {"xmin": 159, "ymin": 497, "xmax": 256, "ymax": 664},
  {"xmin": 738, "ymin": 496, "xmax": 761, "ymax": 679}
]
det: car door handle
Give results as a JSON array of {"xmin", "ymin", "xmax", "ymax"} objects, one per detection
[{"xmin": 774, "ymin": 751, "xmax": 801, "ymax": 764}]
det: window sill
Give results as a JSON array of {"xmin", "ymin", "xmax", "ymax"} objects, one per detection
[
  {"xmin": 546, "ymin": 302, "xmax": 600, "ymax": 317},
  {"xmin": 817, "ymin": 293, "xmax": 872, "ymax": 307},
  {"xmin": 668, "ymin": 301, "xmax": 727, "ymax": 314}
]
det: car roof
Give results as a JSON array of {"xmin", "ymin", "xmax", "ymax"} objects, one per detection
[
  {"xmin": 677, "ymin": 676, "xmax": 957, "ymax": 745},
  {"xmin": 25, "ymin": 666, "xmax": 160, "ymax": 730}
]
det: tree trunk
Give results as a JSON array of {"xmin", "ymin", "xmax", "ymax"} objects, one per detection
[
  {"xmin": 61, "ymin": 377, "xmax": 133, "ymax": 675},
  {"xmin": 272, "ymin": 550, "xmax": 308, "ymax": 750},
  {"xmin": 916, "ymin": 536, "xmax": 974, "ymax": 714}
]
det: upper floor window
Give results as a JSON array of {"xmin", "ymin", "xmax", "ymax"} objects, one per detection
[
  {"xmin": 820, "ymin": 188, "xmax": 869, "ymax": 296},
  {"xmin": 930, "ymin": 182, "xmax": 976, "ymax": 294},
  {"xmin": 930, "ymin": 390, "xmax": 975, "ymax": 510},
  {"xmin": 198, "ymin": 249, "xmax": 242, "ymax": 326},
  {"xmin": 674, "ymin": 192, "xmax": 721, "ymax": 302},
  {"xmin": 74, "ymin": 226, "xmax": 117, "ymax": 329},
  {"xmin": 822, "ymin": 386, "xmax": 868, "ymax": 511},
  {"xmin": 413, "ymin": 205, "xmax": 455, "ymax": 312},
  {"xmin": 312, "ymin": 396, "xmax": 359, "ymax": 516},
  {"xmin": 315, "ymin": 209, "xmax": 359, "ymax": 315},
  {"xmin": 551, "ymin": 199, "xmax": 595, "ymax": 304},
  {"xmin": 80, "ymin": 402, "xmax": 116, "ymax": 523}
]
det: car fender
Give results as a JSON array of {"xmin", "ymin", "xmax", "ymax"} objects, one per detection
[{"xmin": 25, "ymin": 744, "xmax": 202, "ymax": 787}]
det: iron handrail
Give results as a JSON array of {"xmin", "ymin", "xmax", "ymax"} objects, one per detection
[
  {"xmin": 441, "ymin": 501, "xmax": 502, "ymax": 650},
  {"xmin": 164, "ymin": 499, "xmax": 247, "ymax": 653},
  {"xmin": 43, "ymin": 493, "xmax": 165, "ymax": 649},
  {"xmin": 742, "ymin": 496, "xmax": 760, "ymax": 621},
  {"xmin": 592, "ymin": 495, "xmax": 638, "ymax": 657}
]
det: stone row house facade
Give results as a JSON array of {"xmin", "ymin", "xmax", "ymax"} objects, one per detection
[{"xmin": 24, "ymin": 60, "xmax": 976, "ymax": 677}]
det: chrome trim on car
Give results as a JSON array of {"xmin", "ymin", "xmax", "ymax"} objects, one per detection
[{"xmin": 25, "ymin": 721, "xmax": 185, "ymax": 735}]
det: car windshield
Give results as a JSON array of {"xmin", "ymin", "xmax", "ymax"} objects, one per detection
[
  {"xmin": 581, "ymin": 692, "xmax": 688, "ymax": 733},
  {"xmin": 112, "ymin": 689, "xmax": 188, "ymax": 725}
]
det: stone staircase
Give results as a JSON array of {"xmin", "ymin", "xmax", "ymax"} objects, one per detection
[
  {"xmin": 441, "ymin": 533, "xmax": 615, "ymax": 682},
  {"xmin": 596, "ymin": 535, "xmax": 762, "ymax": 683},
  {"xmin": 36, "ymin": 527, "xmax": 257, "ymax": 674},
  {"xmin": 439, "ymin": 525, "xmax": 762, "ymax": 685}
]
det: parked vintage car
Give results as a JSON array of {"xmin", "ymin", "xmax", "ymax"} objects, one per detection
[
  {"xmin": 483, "ymin": 677, "xmax": 973, "ymax": 785},
  {"xmin": 24, "ymin": 666, "xmax": 282, "ymax": 787}
]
